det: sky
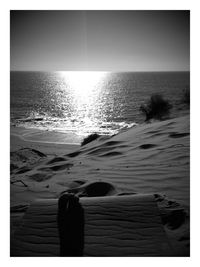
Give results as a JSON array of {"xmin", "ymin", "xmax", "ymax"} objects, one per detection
[{"xmin": 10, "ymin": 10, "xmax": 190, "ymax": 71}]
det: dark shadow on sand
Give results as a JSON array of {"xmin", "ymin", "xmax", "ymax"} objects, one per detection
[{"xmin": 57, "ymin": 194, "xmax": 84, "ymax": 256}]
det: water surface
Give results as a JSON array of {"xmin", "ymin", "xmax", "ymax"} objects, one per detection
[{"xmin": 11, "ymin": 71, "xmax": 190, "ymax": 138}]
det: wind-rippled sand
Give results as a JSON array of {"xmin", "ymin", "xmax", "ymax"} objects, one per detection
[{"xmin": 10, "ymin": 115, "xmax": 190, "ymax": 256}]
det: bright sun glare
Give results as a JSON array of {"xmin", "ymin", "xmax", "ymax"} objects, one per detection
[
  {"xmin": 58, "ymin": 71, "xmax": 107, "ymax": 135},
  {"xmin": 60, "ymin": 71, "xmax": 106, "ymax": 96}
]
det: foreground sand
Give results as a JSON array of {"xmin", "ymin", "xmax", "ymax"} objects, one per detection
[
  {"xmin": 10, "ymin": 115, "xmax": 190, "ymax": 256},
  {"xmin": 11, "ymin": 195, "xmax": 175, "ymax": 256}
]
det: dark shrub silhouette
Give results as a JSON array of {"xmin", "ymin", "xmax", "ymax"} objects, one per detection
[
  {"xmin": 182, "ymin": 87, "xmax": 190, "ymax": 106},
  {"xmin": 81, "ymin": 133, "xmax": 100, "ymax": 146},
  {"xmin": 140, "ymin": 94, "xmax": 172, "ymax": 121}
]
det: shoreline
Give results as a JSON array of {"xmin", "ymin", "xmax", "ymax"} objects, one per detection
[{"xmin": 10, "ymin": 126, "xmax": 80, "ymax": 155}]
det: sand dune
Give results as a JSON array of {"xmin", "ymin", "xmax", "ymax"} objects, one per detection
[
  {"xmin": 11, "ymin": 195, "xmax": 175, "ymax": 256},
  {"xmin": 10, "ymin": 115, "xmax": 190, "ymax": 256}
]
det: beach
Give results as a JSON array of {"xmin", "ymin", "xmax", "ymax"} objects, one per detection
[
  {"xmin": 10, "ymin": 115, "xmax": 190, "ymax": 256},
  {"xmin": 9, "ymin": 10, "xmax": 191, "ymax": 258}
]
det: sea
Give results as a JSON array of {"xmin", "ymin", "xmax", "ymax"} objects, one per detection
[{"xmin": 10, "ymin": 71, "xmax": 190, "ymax": 138}]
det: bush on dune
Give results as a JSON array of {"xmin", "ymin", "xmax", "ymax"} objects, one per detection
[
  {"xmin": 81, "ymin": 133, "xmax": 100, "ymax": 146},
  {"xmin": 140, "ymin": 94, "xmax": 172, "ymax": 121}
]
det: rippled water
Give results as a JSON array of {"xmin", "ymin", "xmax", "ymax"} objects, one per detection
[{"xmin": 10, "ymin": 71, "xmax": 189, "ymax": 136}]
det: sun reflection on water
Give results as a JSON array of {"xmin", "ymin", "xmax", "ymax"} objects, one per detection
[
  {"xmin": 59, "ymin": 71, "xmax": 108, "ymax": 135},
  {"xmin": 60, "ymin": 71, "xmax": 106, "ymax": 97}
]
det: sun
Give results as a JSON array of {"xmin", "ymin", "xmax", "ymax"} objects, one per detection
[{"xmin": 60, "ymin": 71, "xmax": 107, "ymax": 97}]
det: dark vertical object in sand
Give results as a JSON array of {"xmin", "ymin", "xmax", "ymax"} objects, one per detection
[{"xmin": 57, "ymin": 194, "xmax": 84, "ymax": 256}]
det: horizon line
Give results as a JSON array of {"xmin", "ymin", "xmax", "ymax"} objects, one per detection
[{"xmin": 10, "ymin": 70, "xmax": 190, "ymax": 72}]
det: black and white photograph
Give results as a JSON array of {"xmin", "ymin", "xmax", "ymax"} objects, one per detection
[{"xmin": 10, "ymin": 10, "xmax": 190, "ymax": 257}]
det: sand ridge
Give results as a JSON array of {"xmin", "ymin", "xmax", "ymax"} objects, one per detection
[{"xmin": 11, "ymin": 195, "xmax": 175, "ymax": 256}]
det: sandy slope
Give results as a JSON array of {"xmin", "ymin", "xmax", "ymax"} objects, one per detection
[
  {"xmin": 10, "ymin": 115, "xmax": 190, "ymax": 255},
  {"xmin": 11, "ymin": 195, "xmax": 174, "ymax": 256}
]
